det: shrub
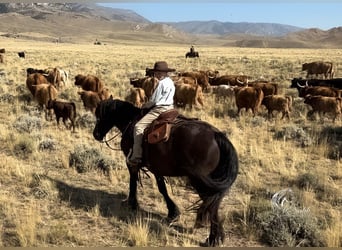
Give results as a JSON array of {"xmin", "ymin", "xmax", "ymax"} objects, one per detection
[
  {"xmin": 296, "ymin": 173, "xmax": 319, "ymax": 190},
  {"xmin": 273, "ymin": 125, "xmax": 312, "ymax": 147},
  {"xmin": 77, "ymin": 112, "xmax": 96, "ymax": 129},
  {"xmin": 38, "ymin": 137, "xmax": 58, "ymax": 152},
  {"xmin": 69, "ymin": 144, "xmax": 115, "ymax": 174},
  {"xmin": 257, "ymin": 206, "xmax": 323, "ymax": 247},
  {"xmin": 13, "ymin": 135, "xmax": 35, "ymax": 158},
  {"xmin": 13, "ymin": 114, "xmax": 42, "ymax": 133},
  {"xmin": 0, "ymin": 93, "xmax": 15, "ymax": 103}
]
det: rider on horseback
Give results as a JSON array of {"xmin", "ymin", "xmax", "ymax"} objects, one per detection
[
  {"xmin": 190, "ymin": 45, "xmax": 195, "ymax": 54},
  {"xmin": 127, "ymin": 61, "xmax": 176, "ymax": 167}
]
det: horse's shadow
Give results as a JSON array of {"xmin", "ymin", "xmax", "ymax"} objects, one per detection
[
  {"xmin": 44, "ymin": 175, "xmax": 199, "ymax": 244},
  {"xmin": 46, "ymin": 176, "xmax": 127, "ymax": 218}
]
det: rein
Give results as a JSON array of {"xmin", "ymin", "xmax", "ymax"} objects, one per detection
[{"xmin": 103, "ymin": 121, "xmax": 132, "ymax": 151}]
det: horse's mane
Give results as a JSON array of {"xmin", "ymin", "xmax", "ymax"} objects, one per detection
[
  {"xmin": 107, "ymin": 98, "xmax": 141, "ymax": 116},
  {"xmin": 104, "ymin": 97, "xmax": 155, "ymax": 128}
]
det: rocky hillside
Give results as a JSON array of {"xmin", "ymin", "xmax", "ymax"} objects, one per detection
[
  {"xmin": 0, "ymin": 3, "xmax": 150, "ymax": 23},
  {"xmin": 0, "ymin": 3, "xmax": 193, "ymax": 44}
]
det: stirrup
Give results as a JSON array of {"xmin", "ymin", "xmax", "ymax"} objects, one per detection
[
  {"xmin": 126, "ymin": 149, "xmax": 142, "ymax": 167},
  {"xmin": 127, "ymin": 157, "xmax": 142, "ymax": 167}
]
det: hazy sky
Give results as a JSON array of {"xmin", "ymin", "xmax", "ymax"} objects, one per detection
[{"xmin": 98, "ymin": 2, "xmax": 341, "ymax": 30}]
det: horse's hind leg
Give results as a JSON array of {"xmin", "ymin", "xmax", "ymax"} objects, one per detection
[
  {"xmin": 191, "ymin": 178, "xmax": 225, "ymax": 246},
  {"xmin": 208, "ymin": 196, "xmax": 225, "ymax": 246},
  {"xmin": 197, "ymin": 195, "xmax": 225, "ymax": 247},
  {"xmin": 155, "ymin": 176, "xmax": 180, "ymax": 222}
]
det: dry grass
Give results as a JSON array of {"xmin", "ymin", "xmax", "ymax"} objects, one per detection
[{"xmin": 0, "ymin": 36, "xmax": 341, "ymax": 247}]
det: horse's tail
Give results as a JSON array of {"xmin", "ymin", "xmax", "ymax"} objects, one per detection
[
  {"xmin": 211, "ymin": 131, "xmax": 239, "ymax": 193},
  {"xmin": 191, "ymin": 131, "xmax": 239, "ymax": 197},
  {"xmin": 190, "ymin": 130, "xmax": 239, "ymax": 239}
]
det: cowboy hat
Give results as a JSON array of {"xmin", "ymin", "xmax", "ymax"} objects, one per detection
[{"xmin": 151, "ymin": 61, "xmax": 175, "ymax": 72}]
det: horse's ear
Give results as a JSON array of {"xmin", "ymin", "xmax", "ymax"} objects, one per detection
[{"xmin": 109, "ymin": 95, "xmax": 113, "ymax": 100}]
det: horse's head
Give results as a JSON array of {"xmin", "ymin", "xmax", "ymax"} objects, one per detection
[
  {"xmin": 93, "ymin": 96, "xmax": 141, "ymax": 142},
  {"xmin": 93, "ymin": 97, "xmax": 115, "ymax": 141}
]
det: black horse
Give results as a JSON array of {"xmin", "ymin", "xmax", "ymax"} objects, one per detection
[
  {"xmin": 185, "ymin": 51, "xmax": 199, "ymax": 58},
  {"xmin": 93, "ymin": 97, "xmax": 238, "ymax": 246}
]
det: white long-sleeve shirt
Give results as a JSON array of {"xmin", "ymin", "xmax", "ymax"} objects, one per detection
[{"xmin": 144, "ymin": 77, "xmax": 175, "ymax": 108}]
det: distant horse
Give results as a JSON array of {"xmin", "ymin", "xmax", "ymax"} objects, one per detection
[
  {"xmin": 186, "ymin": 51, "xmax": 199, "ymax": 58},
  {"xmin": 93, "ymin": 97, "xmax": 238, "ymax": 246}
]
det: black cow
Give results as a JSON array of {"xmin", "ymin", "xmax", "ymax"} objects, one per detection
[
  {"xmin": 18, "ymin": 52, "xmax": 25, "ymax": 58},
  {"xmin": 26, "ymin": 68, "xmax": 48, "ymax": 76},
  {"xmin": 290, "ymin": 78, "xmax": 342, "ymax": 92},
  {"xmin": 145, "ymin": 67, "xmax": 154, "ymax": 77}
]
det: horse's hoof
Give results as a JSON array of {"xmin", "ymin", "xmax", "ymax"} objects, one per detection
[
  {"xmin": 199, "ymin": 237, "xmax": 221, "ymax": 247},
  {"xmin": 199, "ymin": 238, "xmax": 210, "ymax": 247},
  {"xmin": 121, "ymin": 198, "xmax": 138, "ymax": 211},
  {"xmin": 202, "ymin": 236, "xmax": 222, "ymax": 247},
  {"xmin": 194, "ymin": 221, "xmax": 206, "ymax": 229},
  {"xmin": 162, "ymin": 215, "xmax": 180, "ymax": 226},
  {"xmin": 167, "ymin": 207, "xmax": 181, "ymax": 224}
]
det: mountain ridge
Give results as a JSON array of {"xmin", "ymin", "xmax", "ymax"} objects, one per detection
[
  {"xmin": 0, "ymin": 3, "xmax": 341, "ymax": 48},
  {"xmin": 164, "ymin": 20, "xmax": 304, "ymax": 37}
]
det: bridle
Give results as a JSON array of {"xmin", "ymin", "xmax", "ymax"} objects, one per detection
[
  {"xmin": 102, "ymin": 129, "xmax": 121, "ymax": 150},
  {"xmin": 102, "ymin": 121, "xmax": 132, "ymax": 151}
]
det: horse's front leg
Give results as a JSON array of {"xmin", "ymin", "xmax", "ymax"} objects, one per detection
[
  {"xmin": 123, "ymin": 168, "xmax": 139, "ymax": 210},
  {"xmin": 155, "ymin": 176, "xmax": 180, "ymax": 223}
]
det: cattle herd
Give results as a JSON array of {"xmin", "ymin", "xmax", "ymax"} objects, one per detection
[
  {"xmin": 128, "ymin": 60, "xmax": 342, "ymax": 122},
  {"xmin": 18, "ymin": 58, "xmax": 341, "ymax": 133},
  {"xmin": 24, "ymin": 66, "xmax": 112, "ymax": 130}
]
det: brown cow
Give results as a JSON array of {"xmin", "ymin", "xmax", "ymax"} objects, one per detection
[
  {"xmin": 125, "ymin": 87, "xmax": 147, "ymax": 108},
  {"xmin": 234, "ymin": 86, "xmax": 264, "ymax": 116},
  {"xmin": 174, "ymin": 83, "xmax": 204, "ymax": 110},
  {"xmin": 26, "ymin": 73, "xmax": 49, "ymax": 96},
  {"xmin": 171, "ymin": 76, "xmax": 198, "ymax": 86},
  {"xmin": 130, "ymin": 76, "xmax": 158, "ymax": 99},
  {"xmin": 248, "ymin": 80, "xmax": 278, "ymax": 96},
  {"xmin": 31, "ymin": 83, "xmax": 58, "ymax": 120},
  {"xmin": 297, "ymin": 84, "xmax": 341, "ymax": 98},
  {"xmin": 178, "ymin": 71, "xmax": 210, "ymax": 91},
  {"xmin": 98, "ymin": 88, "xmax": 111, "ymax": 101},
  {"xmin": 47, "ymin": 99, "xmax": 76, "ymax": 132},
  {"xmin": 261, "ymin": 95, "xmax": 292, "ymax": 120},
  {"xmin": 74, "ymin": 74, "xmax": 104, "ymax": 92},
  {"xmin": 78, "ymin": 90, "xmax": 110, "ymax": 114},
  {"xmin": 209, "ymin": 74, "xmax": 248, "ymax": 87},
  {"xmin": 130, "ymin": 76, "xmax": 149, "ymax": 87},
  {"xmin": 302, "ymin": 61, "xmax": 334, "ymax": 79},
  {"xmin": 304, "ymin": 94, "xmax": 342, "ymax": 122},
  {"xmin": 45, "ymin": 67, "xmax": 62, "ymax": 89}
]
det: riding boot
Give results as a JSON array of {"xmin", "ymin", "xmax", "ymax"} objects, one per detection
[{"xmin": 127, "ymin": 134, "xmax": 143, "ymax": 167}]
